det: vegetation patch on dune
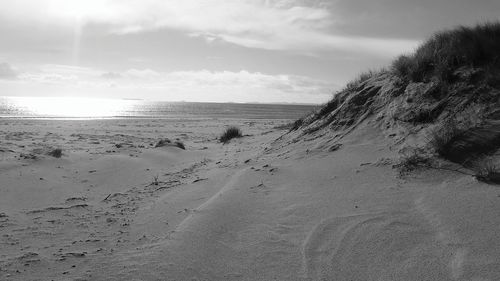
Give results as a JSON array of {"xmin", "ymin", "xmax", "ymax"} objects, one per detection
[
  {"xmin": 391, "ymin": 22, "xmax": 500, "ymax": 83},
  {"xmin": 220, "ymin": 126, "xmax": 242, "ymax": 143},
  {"xmin": 474, "ymin": 159, "xmax": 500, "ymax": 184},
  {"xmin": 287, "ymin": 22, "xmax": 500, "ymax": 183}
]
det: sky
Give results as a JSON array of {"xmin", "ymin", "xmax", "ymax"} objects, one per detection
[{"xmin": 0, "ymin": 0, "xmax": 499, "ymax": 104}]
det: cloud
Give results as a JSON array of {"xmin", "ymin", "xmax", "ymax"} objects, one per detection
[
  {"xmin": 18, "ymin": 64, "xmax": 99, "ymax": 84},
  {"xmin": 120, "ymin": 69, "xmax": 335, "ymax": 95},
  {"xmin": 0, "ymin": 63, "xmax": 18, "ymax": 79},
  {"xmin": 101, "ymin": 72, "xmax": 122, "ymax": 79},
  {"xmin": 0, "ymin": 0, "xmax": 418, "ymax": 57},
  {"xmin": 9, "ymin": 64, "xmax": 335, "ymax": 103}
]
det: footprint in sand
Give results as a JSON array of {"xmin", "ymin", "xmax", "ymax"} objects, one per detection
[{"xmin": 302, "ymin": 210, "xmax": 465, "ymax": 281}]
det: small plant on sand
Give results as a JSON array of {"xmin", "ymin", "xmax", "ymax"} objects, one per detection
[
  {"xmin": 174, "ymin": 141, "xmax": 185, "ymax": 150},
  {"xmin": 427, "ymin": 121, "xmax": 463, "ymax": 159},
  {"xmin": 395, "ymin": 149, "xmax": 433, "ymax": 176},
  {"xmin": 152, "ymin": 174, "xmax": 160, "ymax": 186},
  {"xmin": 47, "ymin": 148, "xmax": 63, "ymax": 158},
  {"xmin": 473, "ymin": 159, "xmax": 500, "ymax": 184},
  {"xmin": 219, "ymin": 126, "xmax": 242, "ymax": 143}
]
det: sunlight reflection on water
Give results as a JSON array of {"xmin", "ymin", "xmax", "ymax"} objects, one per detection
[
  {"xmin": 0, "ymin": 96, "xmax": 317, "ymax": 119},
  {"xmin": 0, "ymin": 97, "xmax": 137, "ymax": 118}
]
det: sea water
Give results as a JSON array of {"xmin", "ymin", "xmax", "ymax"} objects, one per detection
[{"xmin": 0, "ymin": 96, "xmax": 317, "ymax": 120}]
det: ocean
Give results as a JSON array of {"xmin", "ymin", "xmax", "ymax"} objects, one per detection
[{"xmin": 0, "ymin": 97, "xmax": 317, "ymax": 120}]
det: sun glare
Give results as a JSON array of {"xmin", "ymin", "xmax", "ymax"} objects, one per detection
[
  {"xmin": 12, "ymin": 97, "xmax": 133, "ymax": 118},
  {"xmin": 49, "ymin": 0, "xmax": 108, "ymax": 21}
]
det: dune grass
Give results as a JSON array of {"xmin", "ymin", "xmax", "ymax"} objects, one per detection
[
  {"xmin": 427, "ymin": 121, "xmax": 464, "ymax": 160},
  {"xmin": 392, "ymin": 22, "xmax": 500, "ymax": 82},
  {"xmin": 474, "ymin": 159, "xmax": 500, "ymax": 184},
  {"xmin": 396, "ymin": 149, "xmax": 434, "ymax": 176},
  {"xmin": 220, "ymin": 126, "xmax": 243, "ymax": 143}
]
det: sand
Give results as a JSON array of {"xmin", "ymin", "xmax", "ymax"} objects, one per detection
[{"xmin": 1, "ymin": 118, "xmax": 500, "ymax": 280}]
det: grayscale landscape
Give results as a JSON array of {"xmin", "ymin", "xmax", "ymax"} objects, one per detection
[{"xmin": 1, "ymin": 1, "xmax": 500, "ymax": 280}]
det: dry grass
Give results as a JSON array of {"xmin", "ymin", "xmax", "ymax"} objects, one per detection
[
  {"xmin": 473, "ymin": 159, "xmax": 500, "ymax": 184},
  {"xmin": 427, "ymin": 121, "xmax": 463, "ymax": 159},
  {"xmin": 391, "ymin": 22, "xmax": 500, "ymax": 82},
  {"xmin": 220, "ymin": 126, "xmax": 242, "ymax": 143},
  {"xmin": 345, "ymin": 69, "xmax": 384, "ymax": 91},
  {"xmin": 395, "ymin": 149, "xmax": 433, "ymax": 176}
]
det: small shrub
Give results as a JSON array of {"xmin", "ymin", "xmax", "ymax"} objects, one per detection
[
  {"xmin": 391, "ymin": 55, "xmax": 413, "ymax": 80},
  {"xmin": 174, "ymin": 141, "xmax": 185, "ymax": 150},
  {"xmin": 395, "ymin": 149, "xmax": 433, "ymax": 176},
  {"xmin": 47, "ymin": 148, "xmax": 62, "ymax": 158},
  {"xmin": 427, "ymin": 121, "xmax": 463, "ymax": 158},
  {"xmin": 220, "ymin": 126, "xmax": 242, "ymax": 143},
  {"xmin": 152, "ymin": 174, "xmax": 160, "ymax": 186},
  {"xmin": 474, "ymin": 159, "xmax": 500, "ymax": 184}
]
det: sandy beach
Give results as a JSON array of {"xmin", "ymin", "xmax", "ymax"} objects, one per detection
[
  {"xmin": 1, "ymin": 116, "xmax": 500, "ymax": 281},
  {"xmin": 2, "ymin": 1, "xmax": 500, "ymax": 280},
  {"xmin": 0, "ymin": 118, "xmax": 285, "ymax": 280}
]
